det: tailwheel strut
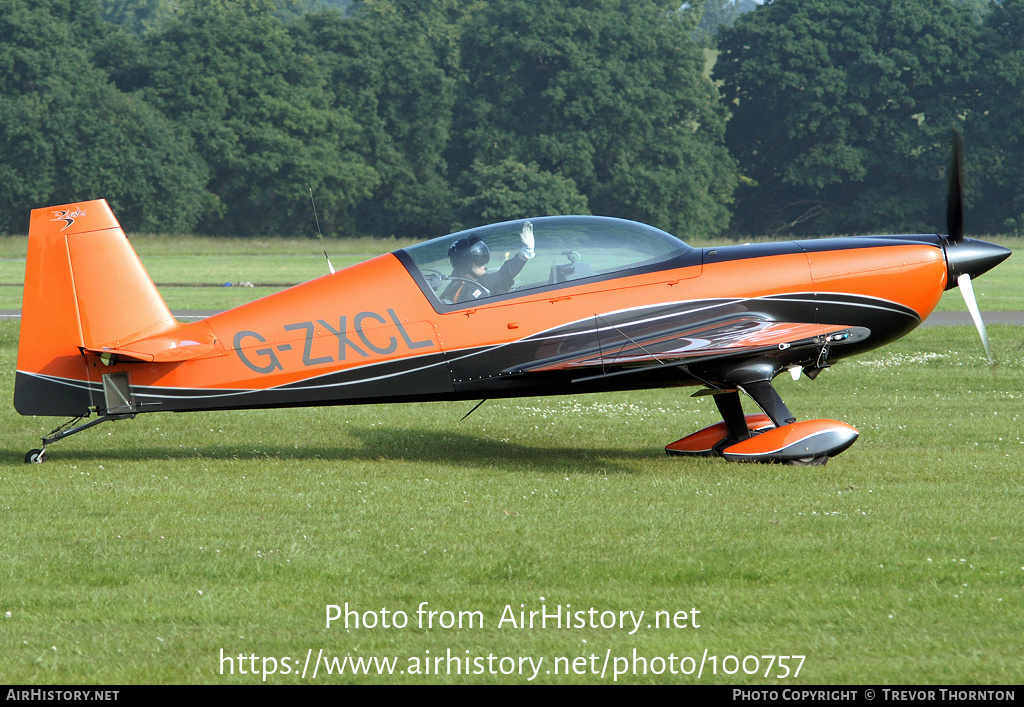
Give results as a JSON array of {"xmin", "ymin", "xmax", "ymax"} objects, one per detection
[{"xmin": 24, "ymin": 413, "xmax": 135, "ymax": 464}]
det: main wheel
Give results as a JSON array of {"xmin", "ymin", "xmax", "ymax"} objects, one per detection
[
  {"xmin": 25, "ymin": 448, "xmax": 46, "ymax": 464},
  {"xmin": 786, "ymin": 455, "xmax": 829, "ymax": 466}
]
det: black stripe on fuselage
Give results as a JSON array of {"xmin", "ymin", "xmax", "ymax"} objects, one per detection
[{"xmin": 703, "ymin": 234, "xmax": 943, "ymax": 264}]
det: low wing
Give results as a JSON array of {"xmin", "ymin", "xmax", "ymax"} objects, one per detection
[{"xmin": 506, "ymin": 311, "xmax": 869, "ymax": 376}]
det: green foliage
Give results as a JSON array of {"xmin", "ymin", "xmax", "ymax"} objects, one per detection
[
  {"xmin": 692, "ymin": 0, "xmax": 760, "ymax": 47},
  {"xmin": 297, "ymin": 0, "xmax": 470, "ymax": 238},
  {"xmin": 98, "ymin": 0, "xmax": 180, "ymax": 33},
  {"xmin": 451, "ymin": 0, "xmax": 737, "ymax": 240},
  {"xmin": 716, "ymin": 0, "xmax": 982, "ymax": 236},
  {"xmin": 967, "ymin": 0, "xmax": 1024, "ymax": 234},
  {"xmin": 0, "ymin": 0, "xmax": 102, "ymax": 92},
  {"xmin": 457, "ymin": 158, "xmax": 589, "ymax": 226},
  {"xmin": 0, "ymin": 75, "xmax": 210, "ymax": 234},
  {"xmin": 276, "ymin": 0, "xmax": 355, "ymax": 21},
  {"xmin": 134, "ymin": 0, "xmax": 376, "ymax": 235},
  {"xmin": 97, "ymin": 0, "xmax": 358, "ymax": 34},
  {"xmin": 0, "ymin": 0, "xmax": 208, "ymax": 234},
  {"xmin": 10, "ymin": 0, "xmax": 1021, "ymax": 241},
  {"xmin": 1, "ymin": 0, "xmax": 738, "ymax": 239}
]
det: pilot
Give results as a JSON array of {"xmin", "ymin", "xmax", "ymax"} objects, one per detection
[{"xmin": 442, "ymin": 221, "xmax": 535, "ymax": 303}]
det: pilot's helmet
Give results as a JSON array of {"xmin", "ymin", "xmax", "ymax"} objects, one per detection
[{"xmin": 448, "ymin": 235, "xmax": 490, "ymax": 273}]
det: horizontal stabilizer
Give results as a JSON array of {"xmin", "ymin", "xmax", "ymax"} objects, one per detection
[{"xmin": 82, "ymin": 332, "xmax": 218, "ymax": 364}]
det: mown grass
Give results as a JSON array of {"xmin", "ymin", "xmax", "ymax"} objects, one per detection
[{"xmin": 2, "ymin": 310, "xmax": 1023, "ymax": 683}]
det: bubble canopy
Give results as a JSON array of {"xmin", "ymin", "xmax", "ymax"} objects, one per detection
[{"xmin": 395, "ymin": 215, "xmax": 694, "ymax": 308}]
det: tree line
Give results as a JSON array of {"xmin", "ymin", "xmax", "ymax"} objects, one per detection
[
  {"xmin": 1, "ymin": 0, "xmax": 1022, "ymax": 240},
  {"xmin": 716, "ymin": 0, "xmax": 1024, "ymax": 236}
]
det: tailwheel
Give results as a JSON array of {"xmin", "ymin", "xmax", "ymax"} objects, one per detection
[{"xmin": 24, "ymin": 412, "xmax": 135, "ymax": 464}]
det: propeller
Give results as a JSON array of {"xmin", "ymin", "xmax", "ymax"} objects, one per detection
[
  {"xmin": 946, "ymin": 130, "xmax": 964, "ymax": 244},
  {"xmin": 943, "ymin": 129, "xmax": 1010, "ymax": 365},
  {"xmin": 957, "ymin": 272, "xmax": 992, "ymax": 363}
]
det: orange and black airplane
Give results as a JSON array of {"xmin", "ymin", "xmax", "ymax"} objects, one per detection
[{"xmin": 14, "ymin": 144, "xmax": 1010, "ymax": 465}]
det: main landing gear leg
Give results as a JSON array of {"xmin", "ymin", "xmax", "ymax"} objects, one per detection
[
  {"xmin": 739, "ymin": 379, "xmax": 796, "ymax": 428},
  {"xmin": 714, "ymin": 390, "xmax": 752, "ymax": 442},
  {"xmin": 24, "ymin": 413, "xmax": 135, "ymax": 464}
]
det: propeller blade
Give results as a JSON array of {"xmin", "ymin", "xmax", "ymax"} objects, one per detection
[
  {"xmin": 957, "ymin": 273, "xmax": 992, "ymax": 364},
  {"xmin": 946, "ymin": 130, "xmax": 965, "ymax": 243}
]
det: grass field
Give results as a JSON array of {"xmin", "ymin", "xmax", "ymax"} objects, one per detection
[{"xmin": 1, "ymin": 235, "xmax": 1022, "ymax": 684}]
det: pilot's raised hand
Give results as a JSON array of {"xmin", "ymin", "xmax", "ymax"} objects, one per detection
[{"xmin": 520, "ymin": 221, "xmax": 535, "ymax": 259}]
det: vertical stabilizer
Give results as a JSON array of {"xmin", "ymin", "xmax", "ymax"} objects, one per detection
[{"xmin": 15, "ymin": 199, "xmax": 176, "ymax": 416}]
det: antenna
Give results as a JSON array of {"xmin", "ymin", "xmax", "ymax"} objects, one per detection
[
  {"xmin": 460, "ymin": 399, "xmax": 488, "ymax": 422},
  {"xmin": 310, "ymin": 188, "xmax": 335, "ymax": 275}
]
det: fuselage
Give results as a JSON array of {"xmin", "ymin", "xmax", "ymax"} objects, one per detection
[{"xmin": 68, "ymin": 235, "xmax": 952, "ymax": 412}]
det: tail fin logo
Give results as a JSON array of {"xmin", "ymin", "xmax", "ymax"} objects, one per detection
[{"xmin": 51, "ymin": 208, "xmax": 87, "ymax": 231}]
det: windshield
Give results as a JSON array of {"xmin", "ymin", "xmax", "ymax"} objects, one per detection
[{"xmin": 398, "ymin": 215, "xmax": 691, "ymax": 307}]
